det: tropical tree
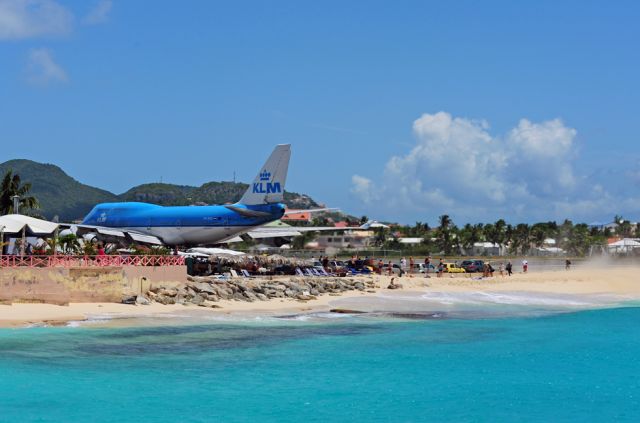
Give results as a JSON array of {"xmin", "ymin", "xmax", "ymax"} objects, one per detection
[
  {"xmin": 460, "ymin": 223, "xmax": 483, "ymax": 252},
  {"xmin": 59, "ymin": 233, "xmax": 81, "ymax": 254},
  {"xmin": 504, "ymin": 224, "xmax": 515, "ymax": 251},
  {"xmin": 292, "ymin": 230, "xmax": 317, "ymax": 249},
  {"xmin": 510, "ymin": 223, "xmax": 531, "ymax": 255},
  {"xmin": 436, "ymin": 214, "xmax": 456, "ymax": 255},
  {"xmin": 565, "ymin": 223, "xmax": 591, "ymax": 256},
  {"xmin": 530, "ymin": 223, "xmax": 547, "ymax": 249},
  {"xmin": 373, "ymin": 226, "xmax": 389, "ymax": 247},
  {"xmin": 617, "ymin": 219, "xmax": 633, "ymax": 238},
  {"xmin": 45, "ymin": 237, "xmax": 59, "ymax": 255},
  {"xmin": 0, "ymin": 170, "xmax": 39, "ymax": 215},
  {"xmin": 493, "ymin": 219, "xmax": 507, "ymax": 246}
]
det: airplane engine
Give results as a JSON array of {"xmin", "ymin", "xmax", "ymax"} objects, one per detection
[
  {"xmin": 273, "ymin": 237, "xmax": 292, "ymax": 247},
  {"xmin": 58, "ymin": 229, "xmax": 74, "ymax": 238}
]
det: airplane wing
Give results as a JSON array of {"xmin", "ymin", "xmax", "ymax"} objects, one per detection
[
  {"xmin": 283, "ymin": 207, "xmax": 339, "ymax": 216},
  {"xmin": 246, "ymin": 225, "xmax": 356, "ymax": 239},
  {"xmin": 60, "ymin": 223, "xmax": 164, "ymax": 246}
]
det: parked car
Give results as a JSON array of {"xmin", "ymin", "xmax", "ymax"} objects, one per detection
[
  {"xmin": 381, "ymin": 263, "xmax": 405, "ymax": 276},
  {"xmin": 311, "ymin": 260, "xmax": 326, "ymax": 271},
  {"xmin": 328, "ymin": 260, "xmax": 349, "ymax": 276},
  {"xmin": 460, "ymin": 259, "xmax": 484, "ymax": 273},
  {"xmin": 412, "ymin": 263, "xmax": 436, "ymax": 273},
  {"xmin": 443, "ymin": 263, "xmax": 466, "ymax": 273}
]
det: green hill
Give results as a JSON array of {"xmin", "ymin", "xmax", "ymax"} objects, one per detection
[
  {"xmin": 0, "ymin": 159, "xmax": 320, "ymax": 221},
  {"xmin": 119, "ymin": 181, "xmax": 319, "ymax": 209},
  {"xmin": 0, "ymin": 159, "xmax": 118, "ymax": 221}
]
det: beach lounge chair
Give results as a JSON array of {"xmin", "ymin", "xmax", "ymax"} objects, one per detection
[
  {"xmin": 317, "ymin": 267, "xmax": 333, "ymax": 277},
  {"xmin": 304, "ymin": 268, "xmax": 316, "ymax": 277},
  {"xmin": 230, "ymin": 269, "xmax": 239, "ymax": 278},
  {"xmin": 240, "ymin": 269, "xmax": 254, "ymax": 278},
  {"xmin": 295, "ymin": 268, "xmax": 305, "ymax": 277}
]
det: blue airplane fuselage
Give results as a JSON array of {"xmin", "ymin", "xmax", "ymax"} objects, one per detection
[{"xmin": 82, "ymin": 202, "xmax": 286, "ymax": 245}]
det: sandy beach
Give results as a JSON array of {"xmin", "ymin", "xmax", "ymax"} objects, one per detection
[{"xmin": 1, "ymin": 265, "xmax": 638, "ymax": 327}]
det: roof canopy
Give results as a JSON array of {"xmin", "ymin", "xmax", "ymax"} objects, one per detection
[
  {"xmin": 609, "ymin": 238, "xmax": 640, "ymax": 247},
  {"xmin": 0, "ymin": 214, "xmax": 59, "ymax": 236}
]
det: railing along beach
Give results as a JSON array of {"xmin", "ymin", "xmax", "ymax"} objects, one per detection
[{"xmin": 0, "ymin": 255, "xmax": 185, "ymax": 268}]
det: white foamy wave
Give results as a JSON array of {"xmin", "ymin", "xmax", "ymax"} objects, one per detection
[
  {"xmin": 418, "ymin": 291, "xmax": 625, "ymax": 308},
  {"xmin": 276, "ymin": 312, "xmax": 358, "ymax": 322}
]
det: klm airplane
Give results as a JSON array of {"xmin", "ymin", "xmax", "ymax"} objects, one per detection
[{"xmin": 76, "ymin": 145, "xmax": 291, "ymax": 246}]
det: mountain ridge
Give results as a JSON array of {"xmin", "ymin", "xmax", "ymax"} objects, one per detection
[{"xmin": 0, "ymin": 159, "xmax": 320, "ymax": 221}]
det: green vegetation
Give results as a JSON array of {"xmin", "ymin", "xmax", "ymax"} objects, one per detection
[
  {"xmin": 0, "ymin": 168, "xmax": 39, "ymax": 215},
  {"xmin": 0, "ymin": 160, "xmax": 117, "ymax": 220},
  {"xmin": 385, "ymin": 216, "xmax": 625, "ymax": 257}
]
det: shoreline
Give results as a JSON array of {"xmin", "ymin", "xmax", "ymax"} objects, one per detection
[{"xmin": 1, "ymin": 266, "xmax": 639, "ymax": 328}]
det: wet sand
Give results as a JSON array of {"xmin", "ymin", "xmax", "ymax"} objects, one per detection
[{"xmin": 1, "ymin": 265, "xmax": 638, "ymax": 327}]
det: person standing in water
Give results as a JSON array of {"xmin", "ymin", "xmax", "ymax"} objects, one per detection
[{"xmin": 506, "ymin": 261, "xmax": 513, "ymax": 276}]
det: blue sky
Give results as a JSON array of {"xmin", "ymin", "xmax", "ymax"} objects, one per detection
[{"xmin": 1, "ymin": 0, "xmax": 638, "ymax": 225}]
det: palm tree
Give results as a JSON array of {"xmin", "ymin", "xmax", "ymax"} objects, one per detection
[
  {"xmin": 493, "ymin": 219, "xmax": 507, "ymax": 246},
  {"xmin": 566, "ymin": 224, "xmax": 591, "ymax": 256},
  {"xmin": 530, "ymin": 224, "xmax": 547, "ymax": 249},
  {"xmin": 59, "ymin": 233, "xmax": 81, "ymax": 254},
  {"xmin": 437, "ymin": 214, "xmax": 455, "ymax": 255},
  {"xmin": 439, "ymin": 214, "xmax": 452, "ymax": 230},
  {"xmin": 511, "ymin": 223, "xmax": 531, "ymax": 255},
  {"xmin": 0, "ymin": 170, "xmax": 39, "ymax": 215}
]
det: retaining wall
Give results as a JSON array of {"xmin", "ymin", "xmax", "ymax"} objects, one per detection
[{"xmin": 0, "ymin": 266, "xmax": 187, "ymax": 304}]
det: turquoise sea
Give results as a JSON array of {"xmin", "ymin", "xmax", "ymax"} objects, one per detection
[{"xmin": 2, "ymin": 296, "xmax": 640, "ymax": 422}]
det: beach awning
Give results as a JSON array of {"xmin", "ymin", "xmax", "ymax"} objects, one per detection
[
  {"xmin": 185, "ymin": 247, "xmax": 246, "ymax": 257},
  {"xmin": 0, "ymin": 214, "xmax": 59, "ymax": 236}
]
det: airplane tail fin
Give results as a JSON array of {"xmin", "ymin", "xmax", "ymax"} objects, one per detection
[{"xmin": 238, "ymin": 144, "xmax": 291, "ymax": 205}]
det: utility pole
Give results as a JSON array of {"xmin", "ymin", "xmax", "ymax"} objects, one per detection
[{"xmin": 11, "ymin": 195, "xmax": 19, "ymax": 214}]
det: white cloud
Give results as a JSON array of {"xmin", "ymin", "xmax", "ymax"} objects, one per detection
[
  {"xmin": 82, "ymin": 0, "xmax": 111, "ymax": 25},
  {"xmin": 0, "ymin": 0, "xmax": 72, "ymax": 39},
  {"xmin": 507, "ymin": 118, "xmax": 575, "ymax": 157},
  {"xmin": 27, "ymin": 47, "xmax": 67, "ymax": 84},
  {"xmin": 351, "ymin": 175, "xmax": 376, "ymax": 204},
  {"xmin": 350, "ymin": 111, "xmax": 631, "ymax": 223}
]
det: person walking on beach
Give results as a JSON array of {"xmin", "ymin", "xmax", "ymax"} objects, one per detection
[
  {"xmin": 565, "ymin": 259, "xmax": 571, "ymax": 270},
  {"xmin": 424, "ymin": 256, "xmax": 431, "ymax": 278},
  {"xmin": 388, "ymin": 261, "xmax": 393, "ymax": 276},
  {"xmin": 522, "ymin": 259, "xmax": 528, "ymax": 273},
  {"xmin": 437, "ymin": 258, "xmax": 444, "ymax": 278},
  {"xmin": 409, "ymin": 256, "xmax": 414, "ymax": 277},
  {"xmin": 506, "ymin": 261, "xmax": 513, "ymax": 276},
  {"xmin": 499, "ymin": 262, "xmax": 505, "ymax": 277},
  {"xmin": 400, "ymin": 257, "xmax": 407, "ymax": 275}
]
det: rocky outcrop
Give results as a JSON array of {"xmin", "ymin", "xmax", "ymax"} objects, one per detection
[{"xmin": 141, "ymin": 277, "xmax": 376, "ymax": 306}]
